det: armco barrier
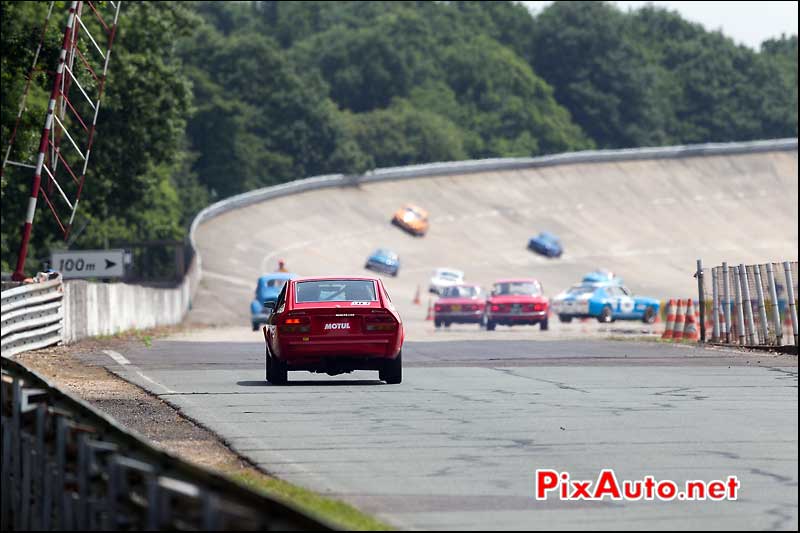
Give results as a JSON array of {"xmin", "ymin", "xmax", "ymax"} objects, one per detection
[
  {"xmin": 1, "ymin": 280, "xmax": 63, "ymax": 358},
  {"xmin": 0, "ymin": 356, "xmax": 336, "ymax": 531}
]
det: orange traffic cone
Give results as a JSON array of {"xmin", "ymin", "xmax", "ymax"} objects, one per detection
[
  {"xmin": 425, "ymin": 297, "xmax": 434, "ymax": 321},
  {"xmin": 683, "ymin": 299, "xmax": 699, "ymax": 341},
  {"xmin": 413, "ymin": 285, "xmax": 421, "ymax": 305},
  {"xmin": 662, "ymin": 299, "xmax": 676, "ymax": 339},
  {"xmin": 671, "ymin": 299, "xmax": 686, "ymax": 341}
]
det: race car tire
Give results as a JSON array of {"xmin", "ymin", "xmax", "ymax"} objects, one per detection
[
  {"xmin": 486, "ymin": 320, "xmax": 496, "ymax": 331},
  {"xmin": 540, "ymin": 318, "xmax": 549, "ymax": 331},
  {"xmin": 252, "ymin": 322, "xmax": 259, "ymax": 332},
  {"xmin": 380, "ymin": 352, "xmax": 402, "ymax": 384},
  {"xmin": 598, "ymin": 306, "xmax": 614, "ymax": 323},
  {"xmin": 392, "ymin": 271, "xmax": 398, "ymax": 277},
  {"xmin": 444, "ymin": 322, "xmax": 451, "ymax": 328},
  {"xmin": 643, "ymin": 306, "xmax": 657, "ymax": 324},
  {"xmin": 265, "ymin": 347, "xmax": 271, "ymax": 382},
  {"xmin": 558, "ymin": 314, "xmax": 572, "ymax": 323},
  {"xmin": 434, "ymin": 319, "xmax": 442, "ymax": 328},
  {"xmin": 269, "ymin": 353, "xmax": 288, "ymax": 385}
]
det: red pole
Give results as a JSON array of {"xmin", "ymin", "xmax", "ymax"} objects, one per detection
[{"xmin": 13, "ymin": 2, "xmax": 79, "ymax": 281}]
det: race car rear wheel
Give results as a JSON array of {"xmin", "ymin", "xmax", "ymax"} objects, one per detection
[
  {"xmin": 540, "ymin": 318, "xmax": 549, "ymax": 331},
  {"xmin": 434, "ymin": 319, "xmax": 442, "ymax": 328},
  {"xmin": 598, "ymin": 306, "xmax": 613, "ymax": 323},
  {"xmin": 269, "ymin": 353, "xmax": 288, "ymax": 385},
  {"xmin": 486, "ymin": 320, "xmax": 496, "ymax": 331},
  {"xmin": 558, "ymin": 314, "xmax": 572, "ymax": 323},
  {"xmin": 643, "ymin": 306, "xmax": 656, "ymax": 324},
  {"xmin": 380, "ymin": 352, "xmax": 402, "ymax": 384}
]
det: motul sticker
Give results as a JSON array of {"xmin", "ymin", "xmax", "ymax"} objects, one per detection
[{"xmin": 324, "ymin": 323, "xmax": 351, "ymax": 330}]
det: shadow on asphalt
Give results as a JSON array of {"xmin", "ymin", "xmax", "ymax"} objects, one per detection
[{"xmin": 236, "ymin": 380, "xmax": 384, "ymax": 387}]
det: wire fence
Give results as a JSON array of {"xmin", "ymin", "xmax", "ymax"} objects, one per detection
[{"xmin": 702, "ymin": 260, "xmax": 798, "ymax": 347}]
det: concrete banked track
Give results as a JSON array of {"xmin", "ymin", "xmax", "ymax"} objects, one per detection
[
  {"xmin": 101, "ymin": 143, "xmax": 797, "ymax": 531},
  {"xmin": 190, "ymin": 144, "xmax": 798, "ymax": 336}
]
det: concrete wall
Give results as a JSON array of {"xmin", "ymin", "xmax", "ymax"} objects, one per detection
[{"xmin": 62, "ymin": 259, "xmax": 199, "ymax": 343}]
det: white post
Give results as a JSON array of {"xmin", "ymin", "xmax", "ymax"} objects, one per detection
[
  {"xmin": 733, "ymin": 266, "xmax": 746, "ymax": 345},
  {"xmin": 753, "ymin": 265, "xmax": 769, "ymax": 345},
  {"xmin": 766, "ymin": 263, "xmax": 783, "ymax": 345},
  {"xmin": 784, "ymin": 261, "xmax": 798, "ymax": 346},
  {"xmin": 722, "ymin": 262, "xmax": 731, "ymax": 343},
  {"xmin": 711, "ymin": 267, "xmax": 720, "ymax": 342},
  {"xmin": 740, "ymin": 265, "xmax": 757, "ymax": 345}
]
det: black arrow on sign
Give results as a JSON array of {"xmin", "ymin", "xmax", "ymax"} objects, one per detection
[{"xmin": 105, "ymin": 259, "xmax": 117, "ymax": 270}]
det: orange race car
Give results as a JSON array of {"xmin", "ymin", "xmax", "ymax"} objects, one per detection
[{"xmin": 391, "ymin": 204, "xmax": 429, "ymax": 236}]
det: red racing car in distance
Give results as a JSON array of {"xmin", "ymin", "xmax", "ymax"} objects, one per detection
[
  {"xmin": 484, "ymin": 278, "xmax": 549, "ymax": 331},
  {"xmin": 434, "ymin": 284, "xmax": 485, "ymax": 328},
  {"xmin": 263, "ymin": 277, "xmax": 404, "ymax": 384}
]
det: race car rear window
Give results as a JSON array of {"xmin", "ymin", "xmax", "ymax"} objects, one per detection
[
  {"xmin": 493, "ymin": 281, "xmax": 542, "ymax": 296},
  {"xmin": 442, "ymin": 286, "xmax": 480, "ymax": 298},
  {"xmin": 295, "ymin": 280, "xmax": 377, "ymax": 303},
  {"xmin": 568, "ymin": 285, "xmax": 596, "ymax": 296}
]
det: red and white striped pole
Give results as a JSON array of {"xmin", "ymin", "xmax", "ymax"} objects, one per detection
[{"xmin": 12, "ymin": 2, "xmax": 79, "ymax": 281}]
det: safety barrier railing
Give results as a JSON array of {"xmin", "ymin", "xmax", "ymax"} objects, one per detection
[
  {"xmin": 0, "ymin": 356, "xmax": 337, "ymax": 531},
  {"xmin": 696, "ymin": 259, "xmax": 798, "ymax": 348},
  {"xmin": 1, "ymin": 279, "xmax": 64, "ymax": 358}
]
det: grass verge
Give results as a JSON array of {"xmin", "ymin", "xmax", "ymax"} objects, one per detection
[{"xmin": 228, "ymin": 469, "xmax": 394, "ymax": 531}]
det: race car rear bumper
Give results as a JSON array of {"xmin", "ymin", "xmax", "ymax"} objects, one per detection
[
  {"xmin": 277, "ymin": 337, "xmax": 399, "ymax": 367},
  {"xmin": 486, "ymin": 311, "xmax": 547, "ymax": 324},
  {"xmin": 435, "ymin": 311, "xmax": 483, "ymax": 323}
]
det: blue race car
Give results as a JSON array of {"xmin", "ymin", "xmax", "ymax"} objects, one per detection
[
  {"xmin": 582, "ymin": 269, "xmax": 623, "ymax": 285},
  {"xmin": 527, "ymin": 232, "xmax": 563, "ymax": 258},
  {"xmin": 551, "ymin": 282, "xmax": 659, "ymax": 324},
  {"xmin": 364, "ymin": 248, "xmax": 400, "ymax": 276},
  {"xmin": 250, "ymin": 272, "xmax": 297, "ymax": 330}
]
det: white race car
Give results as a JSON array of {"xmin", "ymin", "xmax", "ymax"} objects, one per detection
[{"xmin": 428, "ymin": 267, "xmax": 465, "ymax": 295}]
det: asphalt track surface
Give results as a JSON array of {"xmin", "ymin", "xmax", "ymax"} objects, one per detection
[
  {"xmin": 108, "ymin": 149, "xmax": 797, "ymax": 529},
  {"xmin": 89, "ymin": 332, "xmax": 797, "ymax": 530}
]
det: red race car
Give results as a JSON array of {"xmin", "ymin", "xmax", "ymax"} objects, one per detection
[
  {"xmin": 434, "ymin": 284, "xmax": 485, "ymax": 328},
  {"xmin": 263, "ymin": 277, "xmax": 404, "ymax": 384},
  {"xmin": 484, "ymin": 278, "xmax": 549, "ymax": 331}
]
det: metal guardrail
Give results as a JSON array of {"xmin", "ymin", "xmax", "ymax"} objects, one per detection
[
  {"xmin": 0, "ymin": 356, "xmax": 337, "ymax": 531},
  {"xmin": 697, "ymin": 259, "xmax": 799, "ymax": 348},
  {"xmin": 1, "ymin": 280, "xmax": 64, "ymax": 358}
]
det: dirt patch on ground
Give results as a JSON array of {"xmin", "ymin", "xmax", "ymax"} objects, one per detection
[{"xmin": 15, "ymin": 327, "xmax": 255, "ymax": 473}]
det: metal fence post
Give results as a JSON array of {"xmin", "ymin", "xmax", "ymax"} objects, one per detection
[
  {"xmin": 696, "ymin": 259, "xmax": 706, "ymax": 342},
  {"xmin": 766, "ymin": 263, "xmax": 783, "ymax": 345},
  {"xmin": 722, "ymin": 262, "xmax": 731, "ymax": 343},
  {"xmin": 733, "ymin": 266, "xmax": 746, "ymax": 345},
  {"xmin": 784, "ymin": 261, "xmax": 799, "ymax": 346},
  {"xmin": 711, "ymin": 267, "xmax": 720, "ymax": 342},
  {"xmin": 753, "ymin": 265, "xmax": 769, "ymax": 345},
  {"xmin": 739, "ymin": 264, "xmax": 757, "ymax": 345}
]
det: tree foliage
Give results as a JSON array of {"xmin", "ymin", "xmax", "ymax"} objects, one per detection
[{"xmin": 1, "ymin": 0, "xmax": 796, "ymax": 273}]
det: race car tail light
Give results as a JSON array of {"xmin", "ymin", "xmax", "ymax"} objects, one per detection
[
  {"xmin": 435, "ymin": 304, "xmax": 444, "ymax": 312},
  {"xmin": 491, "ymin": 305, "xmax": 500, "ymax": 312},
  {"xmin": 280, "ymin": 316, "xmax": 311, "ymax": 333},
  {"xmin": 533, "ymin": 303, "xmax": 546, "ymax": 312},
  {"xmin": 365, "ymin": 314, "xmax": 397, "ymax": 332}
]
